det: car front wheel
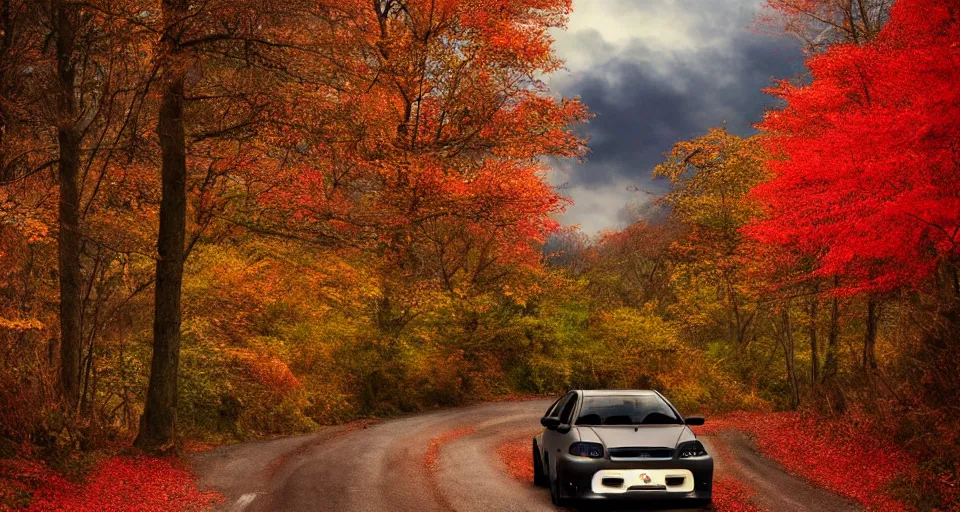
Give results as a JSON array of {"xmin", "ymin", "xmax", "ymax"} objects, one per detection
[
  {"xmin": 532, "ymin": 442, "xmax": 548, "ymax": 487},
  {"xmin": 550, "ymin": 468, "xmax": 568, "ymax": 507}
]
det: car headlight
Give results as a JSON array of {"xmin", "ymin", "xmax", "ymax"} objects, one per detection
[
  {"xmin": 569, "ymin": 442, "xmax": 604, "ymax": 458},
  {"xmin": 677, "ymin": 441, "xmax": 708, "ymax": 458}
]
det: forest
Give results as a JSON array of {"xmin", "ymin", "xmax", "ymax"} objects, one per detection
[{"xmin": 0, "ymin": 0, "xmax": 958, "ymax": 510}]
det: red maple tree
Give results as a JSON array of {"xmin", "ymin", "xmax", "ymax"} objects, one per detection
[{"xmin": 748, "ymin": 0, "xmax": 960, "ymax": 293}]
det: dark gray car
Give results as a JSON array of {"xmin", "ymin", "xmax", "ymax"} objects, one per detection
[{"xmin": 533, "ymin": 390, "xmax": 713, "ymax": 507}]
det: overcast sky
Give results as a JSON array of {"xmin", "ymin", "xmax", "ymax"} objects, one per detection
[{"xmin": 546, "ymin": 0, "xmax": 805, "ymax": 235}]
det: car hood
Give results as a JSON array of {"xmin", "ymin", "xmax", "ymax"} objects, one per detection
[{"xmin": 577, "ymin": 425, "xmax": 692, "ymax": 449}]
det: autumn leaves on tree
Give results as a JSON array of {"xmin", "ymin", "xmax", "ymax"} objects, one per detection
[
  {"xmin": 653, "ymin": 0, "xmax": 960, "ymax": 407},
  {"xmin": 1, "ymin": 3, "xmax": 959, "ymax": 506},
  {"xmin": 749, "ymin": 0, "xmax": 960, "ymax": 419},
  {"xmin": 1, "ymin": 0, "xmax": 586, "ymax": 451},
  {"xmin": 753, "ymin": 0, "xmax": 960, "ymax": 294}
]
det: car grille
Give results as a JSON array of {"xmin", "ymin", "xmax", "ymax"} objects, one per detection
[{"xmin": 607, "ymin": 447, "xmax": 674, "ymax": 459}]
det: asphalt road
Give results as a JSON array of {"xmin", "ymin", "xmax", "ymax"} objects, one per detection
[{"xmin": 192, "ymin": 399, "xmax": 861, "ymax": 512}]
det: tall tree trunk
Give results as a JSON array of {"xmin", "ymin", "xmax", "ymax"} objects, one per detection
[
  {"xmin": 0, "ymin": 0, "xmax": 10, "ymax": 178},
  {"xmin": 780, "ymin": 307, "xmax": 800, "ymax": 409},
  {"xmin": 952, "ymin": 264, "xmax": 960, "ymax": 298},
  {"xmin": 53, "ymin": 0, "xmax": 83, "ymax": 411},
  {"xmin": 822, "ymin": 277, "xmax": 841, "ymax": 384},
  {"xmin": 821, "ymin": 276, "xmax": 846, "ymax": 413},
  {"xmin": 808, "ymin": 290, "xmax": 819, "ymax": 385},
  {"xmin": 855, "ymin": 0, "xmax": 875, "ymax": 39},
  {"xmin": 135, "ymin": 0, "xmax": 188, "ymax": 452},
  {"xmin": 863, "ymin": 298, "xmax": 878, "ymax": 371}
]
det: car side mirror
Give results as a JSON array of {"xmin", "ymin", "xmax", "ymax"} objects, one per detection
[
  {"xmin": 685, "ymin": 415, "xmax": 705, "ymax": 426},
  {"xmin": 541, "ymin": 417, "xmax": 562, "ymax": 429}
]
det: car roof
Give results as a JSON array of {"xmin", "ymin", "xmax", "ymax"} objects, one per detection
[{"xmin": 579, "ymin": 389, "xmax": 658, "ymax": 397}]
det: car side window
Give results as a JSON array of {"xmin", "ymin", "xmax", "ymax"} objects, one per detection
[
  {"xmin": 544, "ymin": 396, "xmax": 563, "ymax": 417},
  {"xmin": 559, "ymin": 394, "xmax": 578, "ymax": 425},
  {"xmin": 549, "ymin": 393, "xmax": 573, "ymax": 419}
]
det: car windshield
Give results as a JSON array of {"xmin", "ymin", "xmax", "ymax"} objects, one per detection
[{"xmin": 575, "ymin": 395, "xmax": 682, "ymax": 426}]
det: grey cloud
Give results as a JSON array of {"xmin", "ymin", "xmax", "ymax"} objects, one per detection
[
  {"xmin": 555, "ymin": 32, "xmax": 803, "ymax": 189},
  {"xmin": 545, "ymin": 0, "xmax": 805, "ymax": 233}
]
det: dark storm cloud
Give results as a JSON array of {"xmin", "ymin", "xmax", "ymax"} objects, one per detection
[
  {"xmin": 545, "ymin": 0, "xmax": 807, "ymax": 233},
  {"xmin": 556, "ymin": 31, "xmax": 804, "ymax": 189}
]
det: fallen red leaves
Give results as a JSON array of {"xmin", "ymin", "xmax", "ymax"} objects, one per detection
[
  {"xmin": 2, "ymin": 455, "xmax": 222, "ymax": 512},
  {"xmin": 496, "ymin": 435, "xmax": 535, "ymax": 483},
  {"xmin": 423, "ymin": 428, "xmax": 475, "ymax": 470},
  {"xmin": 695, "ymin": 411, "xmax": 912, "ymax": 511},
  {"xmin": 1, "ymin": 459, "xmax": 46, "ymax": 509},
  {"xmin": 711, "ymin": 477, "xmax": 762, "ymax": 512}
]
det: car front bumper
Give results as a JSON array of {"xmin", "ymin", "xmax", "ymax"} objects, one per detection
[{"xmin": 556, "ymin": 455, "xmax": 713, "ymax": 502}]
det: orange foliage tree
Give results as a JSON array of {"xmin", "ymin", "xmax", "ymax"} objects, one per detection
[
  {"xmin": 1, "ymin": 0, "xmax": 589, "ymax": 451},
  {"xmin": 266, "ymin": 0, "xmax": 590, "ymax": 336}
]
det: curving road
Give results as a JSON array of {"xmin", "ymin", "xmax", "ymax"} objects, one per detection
[{"xmin": 192, "ymin": 399, "xmax": 860, "ymax": 512}]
